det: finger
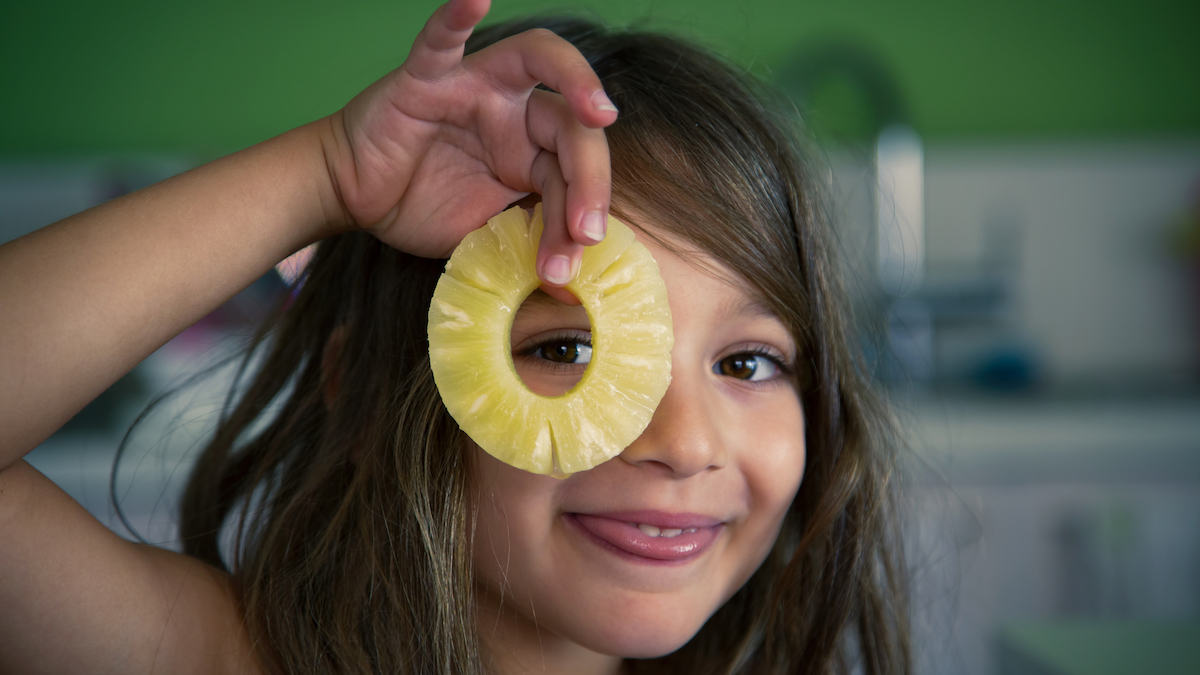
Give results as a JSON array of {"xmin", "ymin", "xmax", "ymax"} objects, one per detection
[
  {"xmin": 472, "ymin": 28, "xmax": 619, "ymax": 129},
  {"xmin": 538, "ymin": 281, "xmax": 582, "ymax": 306},
  {"xmin": 404, "ymin": 0, "xmax": 492, "ymax": 81},
  {"xmin": 527, "ymin": 89, "xmax": 611, "ymax": 246},
  {"xmin": 531, "ymin": 151, "xmax": 584, "ymax": 299}
]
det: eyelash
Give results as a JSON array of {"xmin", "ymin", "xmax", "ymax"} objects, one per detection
[
  {"xmin": 518, "ymin": 334, "xmax": 791, "ymax": 385},
  {"xmin": 516, "ymin": 331, "xmax": 593, "ymax": 371},
  {"xmin": 713, "ymin": 346, "xmax": 792, "ymax": 386}
]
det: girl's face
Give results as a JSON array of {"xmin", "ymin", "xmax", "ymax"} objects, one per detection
[{"xmin": 470, "ymin": 226, "xmax": 806, "ymax": 668}]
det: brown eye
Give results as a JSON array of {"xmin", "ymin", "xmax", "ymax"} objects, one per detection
[
  {"xmin": 536, "ymin": 340, "xmax": 593, "ymax": 365},
  {"xmin": 714, "ymin": 354, "xmax": 778, "ymax": 381}
]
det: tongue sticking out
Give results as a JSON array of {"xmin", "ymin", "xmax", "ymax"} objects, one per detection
[{"xmin": 571, "ymin": 514, "xmax": 720, "ymax": 561}]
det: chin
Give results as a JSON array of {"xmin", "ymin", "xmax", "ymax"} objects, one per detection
[{"xmin": 574, "ymin": 605, "xmax": 710, "ymax": 659}]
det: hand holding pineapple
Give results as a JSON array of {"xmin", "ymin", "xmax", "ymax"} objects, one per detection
[
  {"xmin": 0, "ymin": 0, "xmax": 615, "ymax": 464},
  {"xmin": 326, "ymin": 0, "xmax": 618, "ymax": 290}
]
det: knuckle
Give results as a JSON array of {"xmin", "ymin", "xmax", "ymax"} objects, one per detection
[
  {"xmin": 516, "ymin": 27, "xmax": 561, "ymax": 54},
  {"xmin": 522, "ymin": 28, "xmax": 592, "ymax": 73},
  {"xmin": 524, "ymin": 27, "xmax": 559, "ymax": 43}
]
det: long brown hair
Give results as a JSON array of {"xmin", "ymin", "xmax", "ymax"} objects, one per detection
[{"xmin": 177, "ymin": 15, "xmax": 909, "ymax": 675}]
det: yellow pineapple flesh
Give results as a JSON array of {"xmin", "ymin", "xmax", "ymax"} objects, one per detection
[{"xmin": 428, "ymin": 205, "xmax": 673, "ymax": 476}]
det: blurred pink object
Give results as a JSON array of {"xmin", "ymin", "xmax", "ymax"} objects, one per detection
[{"xmin": 276, "ymin": 244, "xmax": 316, "ymax": 286}]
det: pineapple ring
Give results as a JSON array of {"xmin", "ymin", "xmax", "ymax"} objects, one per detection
[{"xmin": 428, "ymin": 204, "xmax": 674, "ymax": 476}]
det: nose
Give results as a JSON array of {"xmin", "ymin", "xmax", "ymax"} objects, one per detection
[{"xmin": 618, "ymin": 369, "xmax": 727, "ymax": 477}]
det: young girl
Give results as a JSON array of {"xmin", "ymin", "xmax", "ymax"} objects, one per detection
[{"xmin": 0, "ymin": 1, "xmax": 908, "ymax": 673}]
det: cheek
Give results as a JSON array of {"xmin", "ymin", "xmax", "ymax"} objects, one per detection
[
  {"xmin": 742, "ymin": 399, "xmax": 806, "ymax": 527},
  {"xmin": 469, "ymin": 444, "xmax": 559, "ymax": 582}
]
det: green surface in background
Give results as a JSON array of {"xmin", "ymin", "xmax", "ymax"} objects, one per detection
[
  {"xmin": 1002, "ymin": 621, "xmax": 1200, "ymax": 675},
  {"xmin": 2, "ymin": 0, "xmax": 1198, "ymax": 155}
]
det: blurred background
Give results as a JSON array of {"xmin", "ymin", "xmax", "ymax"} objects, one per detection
[{"xmin": 3, "ymin": 0, "xmax": 1198, "ymax": 672}]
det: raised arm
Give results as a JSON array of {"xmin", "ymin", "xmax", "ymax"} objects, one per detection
[
  {"xmin": 0, "ymin": 0, "xmax": 614, "ymax": 467},
  {"xmin": 0, "ymin": 0, "xmax": 614, "ymax": 671},
  {"xmin": 0, "ymin": 124, "xmax": 341, "ymax": 465}
]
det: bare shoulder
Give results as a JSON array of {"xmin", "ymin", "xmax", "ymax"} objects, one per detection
[
  {"xmin": 136, "ymin": 545, "xmax": 266, "ymax": 675},
  {"xmin": 0, "ymin": 460, "xmax": 264, "ymax": 675}
]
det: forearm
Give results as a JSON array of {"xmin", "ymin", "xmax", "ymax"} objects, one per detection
[{"xmin": 0, "ymin": 116, "xmax": 350, "ymax": 467}]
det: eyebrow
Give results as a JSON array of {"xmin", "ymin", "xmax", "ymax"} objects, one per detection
[
  {"xmin": 716, "ymin": 294, "xmax": 777, "ymax": 321},
  {"xmin": 512, "ymin": 291, "xmax": 590, "ymax": 324},
  {"xmin": 519, "ymin": 288, "xmax": 777, "ymax": 325},
  {"xmin": 517, "ymin": 290, "xmax": 567, "ymax": 310},
  {"xmin": 716, "ymin": 294, "xmax": 801, "ymax": 364}
]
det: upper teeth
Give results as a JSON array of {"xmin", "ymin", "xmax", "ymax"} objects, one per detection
[{"xmin": 635, "ymin": 523, "xmax": 697, "ymax": 538}]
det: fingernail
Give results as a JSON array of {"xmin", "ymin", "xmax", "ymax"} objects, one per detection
[
  {"xmin": 591, "ymin": 89, "xmax": 618, "ymax": 113},
  {"xmin": 580, "ymin": 211, "xmax": 606, "ymax": 242},
  {"xmin": 543, "ymin": 255, "xmax": 572, "ymax": 284}
]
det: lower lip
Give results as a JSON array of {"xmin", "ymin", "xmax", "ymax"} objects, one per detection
[{"xmin": 566, "ymin": 514, "xmax": 722, "ymax": 563}]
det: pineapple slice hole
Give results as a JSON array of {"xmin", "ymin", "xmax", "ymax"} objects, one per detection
[
  {"xmin": 429, "ymin": 204, "xmax": 674, "ymax": 476},
  {"xmin": 510, "ymin": 289, "xmax": 594, "ymax": 397}
]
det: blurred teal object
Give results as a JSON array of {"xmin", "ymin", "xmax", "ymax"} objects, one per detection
[
  {"xmin": 60, "ymin": 369, "xmax": 147, "ymax": 433},
  {"xmin": 998, "ymin": 621, "xmax": 1200, "ymax": 675},
  {"xmin": 971, "ymin": 345, "xmax": 1040, "ymax": 392}
]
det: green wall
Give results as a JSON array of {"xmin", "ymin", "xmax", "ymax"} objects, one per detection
[{"xmin": 2, "ymin": 0, "xmax": 1197, "ymax": 155}]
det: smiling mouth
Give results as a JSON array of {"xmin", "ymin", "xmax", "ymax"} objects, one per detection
[
  {"xmin": 633, "ymin": 523, "xmax": 698, "ymax": 538},
  {"xmin": 566, "ymin": 513, "xmax": 723, "ymax": 562}
]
